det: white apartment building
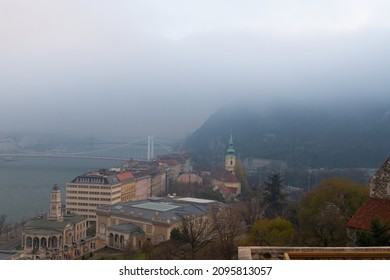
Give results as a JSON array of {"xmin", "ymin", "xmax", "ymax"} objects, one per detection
[{"xmin": 66, "ymin": 170, "xmax": 122, "ymax": 227}]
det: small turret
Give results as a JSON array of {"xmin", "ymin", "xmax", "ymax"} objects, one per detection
[{"xmin": 48, "ymin": 184, "xmax": 63, "ymax": 222}]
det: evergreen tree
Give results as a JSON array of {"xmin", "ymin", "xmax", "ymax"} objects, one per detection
[
  {"xmin": 357, "ymin": 218, "xmax": 390, "ymax": 246},
  {"xmin": 263, "ymin": 173, "xmax": 286, "ymax": 218}
]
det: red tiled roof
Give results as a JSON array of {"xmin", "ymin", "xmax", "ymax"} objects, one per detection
[
  {"xmin": 116, "ymin": 172, "xmax": 134, "ymax": 182},
  {"xmin": 347, "ymin": 197, "xmax": 390, "ymax": 231},
  {"xmin": 215, "ymin": 183, "xmax": 237, "ymax": 197},
  {"xmin": 222, "ymin": 171, "xmax": 240, "ymax": 183}
]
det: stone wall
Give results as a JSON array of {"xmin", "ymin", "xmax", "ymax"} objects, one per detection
[
  {"xmin": 238, "ymin": 246, "xmax": 390, "ymax": 260},
  {"xmin": 370, "ymin": 157, "xmax": 390, "ymax": 199}
]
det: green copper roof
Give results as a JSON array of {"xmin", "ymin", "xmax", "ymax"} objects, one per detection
[{"xmin": 227, "ymin": 134, "xmax": 235, "ymax": 154}]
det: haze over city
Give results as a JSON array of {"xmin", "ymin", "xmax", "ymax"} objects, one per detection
[{"xmin": 1, "ymin": 1, "xmax": 390, "ymax": 140}]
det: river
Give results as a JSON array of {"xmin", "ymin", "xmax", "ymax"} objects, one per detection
[{"xmin": 0, "ymin": 157, "xmax": 123, "ymax": 223}]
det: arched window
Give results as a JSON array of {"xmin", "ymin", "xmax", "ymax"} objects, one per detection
[
  {"xmin": 109, "ymin": 233, "xmax": 114, "ymax": 247},
  {"xmin": 26, "ymin": 236, "xmax": 32, "ymax": 248},
  {"xmin": 33, "ymin": 237, "xmax": 40, "ymax": 249},
  {"xmin": 115, "ymin": 234, "xmax": 119, "ymax": 248},
  {"xmin": 41, "ymin": 238, "xmax": 47, "ymax": 248},
  {"xmin": 52, "ymin": 236, "xmax": 58, "ymax": 247},
  {"xmin": 120, "ymin": 235, "xmax": 125, "ymax": 249}
]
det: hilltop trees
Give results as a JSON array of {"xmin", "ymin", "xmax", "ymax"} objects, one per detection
[{"xmin": 297, "ymin": 178, "xmax": 369, "ymax": 246}]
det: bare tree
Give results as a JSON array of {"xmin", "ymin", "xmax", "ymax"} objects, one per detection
[
  {"xmin": 0, "ymin": 215, "xmax": 6, "ymax": 237},
  {"xmin": 237, "ymin": 190, "xmax": 265, "ymax": 227},
  {"xmin": 4, "ymin": 223, "xmax": 12, "ymax": 240},
  {"xmin": 180, "ymin": 214, "xmax": 216, "ymax": 259},
  {"xmin": 212, "ymin": 205, "xmax": 242, "ymax": 259},
  {"xmin": 313, "ymin": 204, "xmax": 346, "ymax": 247}
]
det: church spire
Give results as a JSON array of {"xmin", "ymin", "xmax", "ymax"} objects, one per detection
[
  {"xmin": 227, "ymin": 134, "xmax": 235, "ymax": 155},
  {"xmin": 225, "ymin": 134, "xmax": 236, "ymax": 172}
]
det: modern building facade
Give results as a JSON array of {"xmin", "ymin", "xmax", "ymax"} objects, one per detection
[{"xmin": 66, "ymin": 170, "xmax": 122, "ymax": 226}]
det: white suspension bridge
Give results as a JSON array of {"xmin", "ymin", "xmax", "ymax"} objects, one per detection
[{"xmin": 0, "ymin": 136, "xmax": 178, "ymax": 161}]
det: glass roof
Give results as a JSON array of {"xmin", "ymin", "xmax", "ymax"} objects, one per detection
[{"xmin": 133, "ymin": 202, "xmax": 179, "ymax": 212}]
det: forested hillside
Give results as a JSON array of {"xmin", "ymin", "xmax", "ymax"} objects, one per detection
[{"xmin": 184, "ymin": 102, "xmax": 390, "ymax": 169}]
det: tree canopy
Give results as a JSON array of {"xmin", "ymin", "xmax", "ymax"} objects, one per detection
[
  {"xmin": 297, "ymin": 177, "xmax": 369, "ymax": 246},
  {"xmin": 248, "ymin": 217, "xmax": 294, "ymax": 246}
]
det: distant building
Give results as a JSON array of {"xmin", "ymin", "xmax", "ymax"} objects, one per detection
[
  {"xmin": 176, "ymin": 172, "xmax": 203, "ymax": 185},
  {"xmin": 156, "ymin": 152, "xmax": 191, "ymax": 184},
  {"xmin": 116, "ymin": 172, "xmax": 136, "ymax": 202},
  {"xmin": 96, "ymin": 196, "xmax": 222, "ymax": 250},
  {"xmin": 134, "ymin": 173, "xmax": 152, "ymax": 201},
  {"xmin": 225, "ymin": 134, "xmax": 236, "ymax": 172},
  {"xmin": 212, "ymin": 135, "xmax": 241, "ymax": 197},
  {"xmin": 125, "ymin": 160, "xmax": 167, "ymax": 197},
  {"xmin": 66, "ymin": 170, "xmax": 122, "ymax": 227},
  {"xmin": 21, "ymin": 185, "xmax": 87, "ymax": 259}
]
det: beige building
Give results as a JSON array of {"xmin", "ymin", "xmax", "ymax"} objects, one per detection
[
  {"xmin": 134, "ymin": 174, "xmax": 152, "ymax": 201},
  {"xmin": 176, "ymin": 172, "xmax": 203, "ymax": 185},
  {"xmin": 21, "ymin": 185, "xmax": 87, "ymax": 259},
  {"xmin": 148, "ymin": 166, "xmax": 167, "ymax": 197},
  {"xmin": 117, "ymin": 172, "xmax": 136, "ymax": 202},
  {"xmin": 124, "ymin": 160, "xmax": 167, "ymax": 197},
  {"xmin": 157, "ymin": 153, "xmax": 191, "ymax": 184},
  {"xmin": 66, "ymin": 170, "xmax": 122, "ymax": 227},
  {"xmin": 96, "ymin": 196, "xmax": 221, "ymax": 251}
]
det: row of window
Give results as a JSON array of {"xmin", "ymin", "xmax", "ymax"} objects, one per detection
[
  {"xmin": 67, "ymin": 185, "xmax": 116, "ymax": 190},
  {"xmin": 67, "ymin": 196, "xmax": 114, "ymax": 201},
  {"xmin": 67, "ymin": 208, "xmax": 98, "ymax": 214},
  {"xmin": 67, "ymin": 191, "xmax": 115, "ymax": 195},
  {"xmin": 66, "ymin": 191, "xmax": 114, "ymax": 198},
  {"xmin": 74, "ymin": 178, "xmax": 106, "ymax": 184},
  {"xmin": 68, "ymin": 203, "xmax": 100, "ymax": 207}
]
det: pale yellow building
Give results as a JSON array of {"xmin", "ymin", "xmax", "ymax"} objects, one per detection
[
  {"xmin": 117, "ymin": 171, "xmax": 136, "ymax": 202},
  {"xmin": 66, "ymin": 170, "xmax": 122, "ymax": 227},
  {"xmin": 96, "ymin": 196, "xmax": 221, "ymax": 250}
]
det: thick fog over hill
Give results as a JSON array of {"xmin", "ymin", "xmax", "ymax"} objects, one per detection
[
  {"xmin": 185, "ymin": 102, "xmax": 390, "ymax": 169},
  {"xmin": 1, "ymin": 1, "xmax": 390, "ymax": 140}
]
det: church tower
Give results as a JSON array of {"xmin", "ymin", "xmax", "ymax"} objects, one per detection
[
  {"xmin": 48, "ymin": 184, "xmax": 63, "ymax": 222},
  {"xmin": 225, "ymin": 134, "xmax": 236, "ymax": 172}
]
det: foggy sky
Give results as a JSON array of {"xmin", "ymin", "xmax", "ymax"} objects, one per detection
[{"xmin": 1, "ymin": 1, "xmax": 390, "ymax": 139}]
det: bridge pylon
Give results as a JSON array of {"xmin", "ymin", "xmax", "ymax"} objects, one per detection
[{"xmin": 147, "ymin": 136, "xmax": 154, "ymax": 160}]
